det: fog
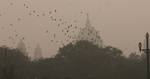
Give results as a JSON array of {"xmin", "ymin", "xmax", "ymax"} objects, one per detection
[{"xmin": 0, "ymin": 0, "xmax": 149, "ymax": 57}]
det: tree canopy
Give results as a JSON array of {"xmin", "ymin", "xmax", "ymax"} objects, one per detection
[{"xmin": 0, "ymin": 40, "xmax": 147, "ymax": 79}]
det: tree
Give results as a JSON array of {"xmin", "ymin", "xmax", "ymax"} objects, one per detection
[
  {"xmin": 0, "ymin": 46, "xmax": 29, "ymax": 79},
  {"xmin": 54, "ymin": 40, "xmax": 125, "ymax": 79}
]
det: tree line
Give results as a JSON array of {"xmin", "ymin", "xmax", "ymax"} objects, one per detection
[{"xmin": 0, "ymin": 40, "xmax": 147, "ymax": 79}]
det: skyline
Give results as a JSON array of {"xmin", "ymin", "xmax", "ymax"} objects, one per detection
[{"xmin": 0, "ymin": 0, "xmax": 150, "ymax": 57}]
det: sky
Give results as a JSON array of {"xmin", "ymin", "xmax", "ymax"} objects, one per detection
[{"xmin": 0, "ymin": 0, "xmax": 150, "ymax": 57}]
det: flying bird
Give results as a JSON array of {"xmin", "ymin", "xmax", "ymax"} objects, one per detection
[
  {"xmin": 33, "ymin": 10, "xmax": 36, "ymax": 13},
  {"xmin": 10, "ymin": 2, "xmax": 13, "ymax": 6},
  {"xmin": 15, "ymin": 34, "xmax": 18, "ymax": 37},
  {"xmin": 51, "ymin": 40, "xmax": 53, "ymax": 42},
  {"xmin": 54, "ymin": 9, "xmax": 57, "ymax": 13},
  {"xmin": 54, "ymin": 34, "xmax": 56, "ymax": 38},
  {"xmin": 45, "ymin": 30, "xmax": 49, "ymax": 33},
  {"xmin": 49, "ymin": 11, "xmax": 52, "ymax": 14},
  {"xmin": 138, "ymin": 42, "xmax": 142, "ymax": 52},
  {"xmin": 22, "ymin": 37, "xmax": 25, "ymax": 40},
  {"xmin": 17, "ymin": 18, "xmax": 21, "ymax": 21},
  {"xmin": 9, "ymin": 24, "xmax": 13, "ymax": 26},
  {"xmin": 59, "ymin": 19, "xmax": 62, "ymax": 21}
]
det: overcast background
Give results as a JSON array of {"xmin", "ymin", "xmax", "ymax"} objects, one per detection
[{"xmin": 0, "ymin": 0, "xmax": 149, "ymax": 57}]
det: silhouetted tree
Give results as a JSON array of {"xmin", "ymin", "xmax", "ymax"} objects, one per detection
[
  {"xmin": 0, "ymin": 46, "xmax": 29, "ymax": 79},
  {"xmin": 0, "ymin": 40, "xmax": 147, "ymax": 79}
]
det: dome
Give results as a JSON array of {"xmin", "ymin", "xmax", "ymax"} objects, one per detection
[{"xmin": 77, "ymin": 13, "xmax": 103, "ymax": 48}]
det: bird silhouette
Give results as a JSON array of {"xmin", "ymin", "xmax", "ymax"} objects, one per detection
[
  {"xmin": 10, "ymin": 2, "xmax": 13, "ymax": 6},
  {"xmin": 45, "ymin": 30, "xmax": 49, "ymax": 33},
  {"xmin": 54, "ymin": 9, "xmax": 57, "ymax": 13},
  {"xmin": 9, "ymin": 24, "xmax": 13, "ymax": 26},
  {"xmin": 17, "ymin": 18, "xmax": 21, "ymax": 21}
]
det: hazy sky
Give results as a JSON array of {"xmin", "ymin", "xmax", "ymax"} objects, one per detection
[{"xmin": 0, "ymin": 0, "xmax": 150, "ymax": 57}]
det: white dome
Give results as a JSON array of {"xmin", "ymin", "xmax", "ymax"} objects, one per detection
[{"xmin": 76, "ymin": 13, "xmax": 103, "ymax": 48}]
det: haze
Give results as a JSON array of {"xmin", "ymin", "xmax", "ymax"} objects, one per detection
[{"xmin": 0, "ymin": 0, "xmax": 149, "ymax": 57}]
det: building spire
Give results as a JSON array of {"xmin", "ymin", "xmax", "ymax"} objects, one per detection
[
  {"xmin": 34, "ymin": 43, "xmax": 43, "ymax": 60},
  {"xmin": 17, "ymin": 39, "xmax": 27, "ymax": 56},
  {"xmin": 86, "ymin": 13, "xmax": 91, "ymax": 27}
]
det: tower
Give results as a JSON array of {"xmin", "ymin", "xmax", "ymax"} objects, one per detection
[
  {"xmin": 34, "ymin": 44, "xmax": 43, "ymax": 60},
  {"xmin": 17, "ymin": 39, "xmax": 27, "ymax": 56},
  {"xmin": 77, "ymin": 13, "xmax": 103, "ymax": 47}
]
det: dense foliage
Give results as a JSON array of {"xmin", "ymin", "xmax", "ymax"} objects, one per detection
[{"xmin": 0, "ymin": 41, "xmax": 147, "ymax": 79}]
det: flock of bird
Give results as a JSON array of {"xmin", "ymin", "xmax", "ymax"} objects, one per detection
[{"xmin": 0, "ymin": 1, "xmax": 86, "ymax": 49}]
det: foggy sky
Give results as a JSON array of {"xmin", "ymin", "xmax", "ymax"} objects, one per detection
[{"xmin": 0, "ymin": 0, "xmax": 149, "ymax": 57}]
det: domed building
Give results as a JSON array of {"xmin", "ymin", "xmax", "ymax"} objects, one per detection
[{"xmin": 77, "ymin": 14, "xmax": 103, "ymax": 48}]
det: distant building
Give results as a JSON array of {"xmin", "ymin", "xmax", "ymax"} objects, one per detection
[
  {"xmin": 34, "ymin": 44, "xmax": 43, "ymax": 60},
  {"xmin": 17, "ymin": 39, "xmax": 28, "ymax": 56},
  {"xmin": 77, "ymin": 13, "xmax": 103, "ymax": 48}
]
